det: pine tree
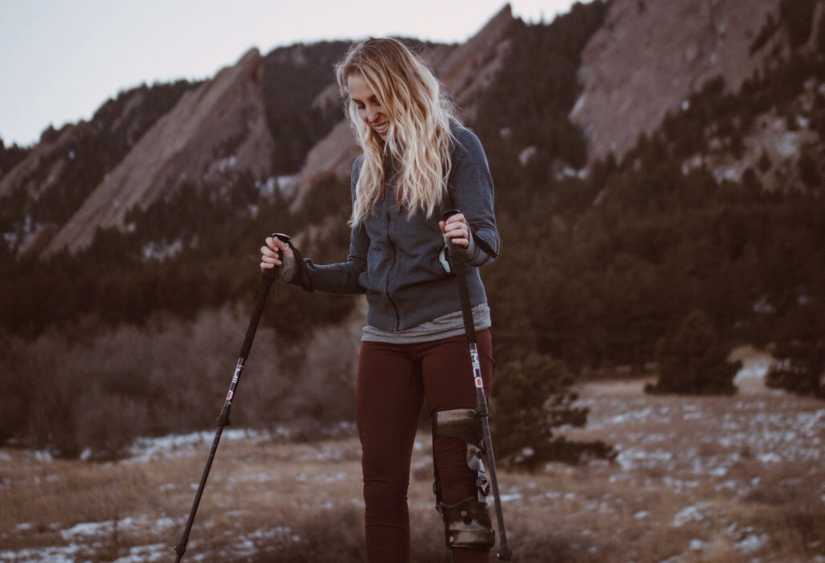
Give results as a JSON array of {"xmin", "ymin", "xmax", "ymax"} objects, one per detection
[
  {"xmin": 493, "ymin": 353, "xmax": 615, "ymax": 466},
  {"xmin": 646, "ymin": 310, "xmax": 739, "ymax": 395}
]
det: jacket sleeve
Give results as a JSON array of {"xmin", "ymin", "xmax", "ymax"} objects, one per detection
[
  {"xmin": 289, "ymin": 157, "xmax": 369, "ymax": 294},
  {"xmin": 450, "ymin": 128, "xmax": 501, "ymax": 267}
]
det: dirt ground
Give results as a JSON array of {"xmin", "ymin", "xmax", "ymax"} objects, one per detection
[{"xmin": 1, "ymin": 354, "xmax": 823, "ymax": 562}]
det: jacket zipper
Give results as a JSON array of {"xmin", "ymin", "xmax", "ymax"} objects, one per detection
[{"xmin": 385, "ymin": 206, "xmax": 401, "ymax": 331}]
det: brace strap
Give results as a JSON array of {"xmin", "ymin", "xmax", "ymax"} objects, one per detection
[
  {"xmin": 433, "ymin": 409, "xmax": 491, "ymax": 504},
  {"xmin": 433, "ymin": 408, "xmax": 482, "ymax": 444},
  {"xmin": 441, "ymin": 497, "xmax": 495, "ymax": 550}
]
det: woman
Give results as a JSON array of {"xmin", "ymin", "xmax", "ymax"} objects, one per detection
[{"xmin": 260, "ymin": 37, "xmax": 500, "ymax": 563}]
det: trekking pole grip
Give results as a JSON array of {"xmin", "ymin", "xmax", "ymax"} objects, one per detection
[
  {"xmin": 261, "ymin": 232, "xmax": 292, "ymax": 282},
  {"xmin": 440, "ymin": 208, "xmax": 466, "ymax": 268}
]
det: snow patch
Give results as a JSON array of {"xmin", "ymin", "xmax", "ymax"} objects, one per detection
[
  {"xmin": 672, "ymin": 503, "xmax": 709, "ymax": 527},
  {"xmin": 294, "ymin": 471, "xmax": 346, "ymax": 483},
  {"xmin": 128, "ymin": 428, "xmax": 273, "ymax": 463},
  {"xmin": 736, "ymin": 533, "xmax": 768, "ymax": 554},
  {"xmin": 112, "ymin": 543, "xmax": 166, "ymax": 562},
  {"xmin": 0, "ymin": 544, "xmax": 81, "ymax": 562},
  {"xmin": 32, "ymin": 449, "xmax": 54, "ymax": 462},
  {"xmin": 499, "ymin": 492, "xmax": 523, "ymax": 503},
  {"xmin": 518, "ymin": 146, "xmax": 537, "ymax": 166},
  {"xmin": 258, "ymin": 175, "xmax": 300, "ymax": 198},
  {"xmin": 142, "ymin": 239, "xmax": 184, "ymax": 262},
  {"xmin": 757, "ymin": 452, "xmax": 782, "ymax": 464},
  {"xmin": 61, "ymin": 521, "xmax": 109, "ymax": 539},
  {"xmin": 689, "ymin": 539, "xmax": 705, "ymax": 551},
  {"xmin": 617, "ymin": 448, "xmax": 673, "ymax": 471},
  {"xmin": 775, "ymin": 132, "xmax": 801, "ymax": 158}
]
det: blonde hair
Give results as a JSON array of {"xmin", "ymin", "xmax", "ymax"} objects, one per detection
[{"xmin": 335, "ymin": 38, "xmax": 456, "ymax": 225}]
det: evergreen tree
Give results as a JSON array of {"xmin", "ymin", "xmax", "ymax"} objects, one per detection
[
  {"xmin": 766, "ymin": 300, "xmax": 825, "ymax": 399},
  {"xmin": 646, "ymin": 310, "xmax": 739, "ymax": 395},
  {"xmin": 493, "ymin": 353, "xmax": 615, "ymax": 466}
]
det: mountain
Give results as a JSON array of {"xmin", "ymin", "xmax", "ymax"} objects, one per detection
[
  {"xmin": 571, "ymin": 0, "xmax": 785, "ymax": 162},
  {"xmin": 0, "ymin": 80, "xmax": 196, "ymax": 255},
  {"xmin": 42, "ymin": 49, "xmax": 274, "ymax": 256}
]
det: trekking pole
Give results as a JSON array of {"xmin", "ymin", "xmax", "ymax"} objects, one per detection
[
  {"xmin": 174, "ymin": 233, "xmax": 292, "ymax": 563},
  {"xmin": 442, "ymin": 210, "xmax": 512, "ymax": 561}
]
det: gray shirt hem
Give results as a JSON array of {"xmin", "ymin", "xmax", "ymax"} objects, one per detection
[{"xmin": 361, "ymin": 303, "xmax": 491, "ymax": 344}]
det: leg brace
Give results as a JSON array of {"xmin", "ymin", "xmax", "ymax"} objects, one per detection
[{"xmin": 432, "ymin": 409, "xmax": 495, "ymax": 551}]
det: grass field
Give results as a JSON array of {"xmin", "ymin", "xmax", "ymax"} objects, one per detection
[{"xmin": 1, "ymin": 354, "xmax": 824, "ymax": 562}]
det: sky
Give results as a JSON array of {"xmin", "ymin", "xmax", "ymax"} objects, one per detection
[{"xmin": 0, "ymin": 0, "xmax": 586, "ymax": 147}]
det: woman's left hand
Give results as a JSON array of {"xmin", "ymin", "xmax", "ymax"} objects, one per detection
[{"xmin": 438, "ymin": 213, "xmax": 471, "ymax": 249}]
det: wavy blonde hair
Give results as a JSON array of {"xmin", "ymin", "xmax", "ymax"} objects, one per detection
[{"xmin": 335, "ymin": 38, "xmax": 456, "ymax": 226}]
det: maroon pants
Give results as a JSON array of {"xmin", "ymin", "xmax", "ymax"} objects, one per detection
[{"xmin": 356, "ymin": 329, "xmax": 494, "ymax": 563}]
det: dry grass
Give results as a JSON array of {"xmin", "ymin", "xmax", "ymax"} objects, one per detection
[{"xmin": 1, "ymin": 370, "xmax": 824, "ymax": 562}]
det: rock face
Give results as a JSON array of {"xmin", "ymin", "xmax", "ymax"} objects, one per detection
[
  {"xmin": 571, "ymin": 0, "xmax": 783, "ymax": 163},
  {"xmin": 435, "ymin": 4, "xmax": 515, "ymax": 120},
  {"xmin": 0, "ymin": 124, "xmax": 86, "ymax": 201},
  {"xmin": 44, "ymin": 48, "xmax": 274, "ymax": 255},
  {"xmin": 289, "ymin": 5, "xmax": 516, "ymax": 211}
]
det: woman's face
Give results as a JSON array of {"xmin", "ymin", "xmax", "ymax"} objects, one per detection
[{"xmin": 347, "ymin": 73, "xmax": 389, "ymax": 141}]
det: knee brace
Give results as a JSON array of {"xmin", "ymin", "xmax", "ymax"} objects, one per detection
[{"xmin": 432, "ymin": 408, "xmax": 495, "ymax": 551}]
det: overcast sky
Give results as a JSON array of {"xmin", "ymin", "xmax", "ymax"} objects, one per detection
[{"xmin": 0, "ymin": 0, "xmax": 587, "ymax": 147}]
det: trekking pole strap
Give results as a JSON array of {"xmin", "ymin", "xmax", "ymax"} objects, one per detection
[{"xmin": 441, "ymin": 210, "xmax": 478, "ymax": 345}]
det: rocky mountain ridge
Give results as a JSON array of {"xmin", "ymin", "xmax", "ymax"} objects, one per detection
[
  {"xmin": 43, "ymin": 49, "xmax": 274, "ymax": 255},
  {"xmin": 571, "ymin": 0, "xmax": 787, "ymax": 162},
  {"xmin": 2, "ymin": 0, "xmax": 823, "ymax": 259}
]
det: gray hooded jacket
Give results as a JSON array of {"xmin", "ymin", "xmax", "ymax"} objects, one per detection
[{"xmin": 290, "ymin": 124, "xmax": 500, "ymax": 332}]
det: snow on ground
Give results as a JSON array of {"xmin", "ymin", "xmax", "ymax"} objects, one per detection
[
  {"xmin": 294, "ymin": 471, "xmax": 347, "ymax": 483},
  {"xmin": 0, "ymin": 544, "xmax": 81, "ymax": 562},
  {"xmin": 112, "ymin": 543, "xmax": 167, "ymax": 562},
  {"xmin": 216, "ymin": 526, "xmax": 302, "ymax": 560},
  {"xmin": 671, "ymin": 503, "xmax": 709, "ymax": 527},
  {"xmin": 125, "ymin": 421, "xmax": 357, "ymax": 463},
  {"xmin": 1, "ymin": 516, "xmax": 181, "ymax": 562},
  {"xmin": 60, "ymin": 514, "xmax": 178, "ymax": 541},
  {"xmin": 585, "ymin": 395, "xmax": 825, "ymax": 477},
  {"xmin": 127, "ymin": 428, "xmax": 281, "ymax": 463},
  {"xmin": 296, "ymin": 443, "xmax": 348, "ymax": 462}
]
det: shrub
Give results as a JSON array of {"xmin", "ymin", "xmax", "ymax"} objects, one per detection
[
  {"xmin": 73, "ymin": 387, "xmax": 150, "ymax": 460},
  {"xmin": 766, "ymin": 351, "xmax": 825, "ymax": 399},
  {"xmin": 492, "ymin": 353, "xmax": 615, "ymax": 467},
  {"xmin": 646, "ymin": 310, "xmax": 739, "ymax": 395},
  {"xmin": 0, "ymin": 307, "xmax": 304, "ymax": 459},
  {"xmin": 766, "ymin": 302, "xmax": 825, "ymax": 399}
]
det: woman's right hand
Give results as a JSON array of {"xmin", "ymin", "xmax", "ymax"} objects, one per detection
[{"xmin": 260, "ymin": 235, "xmax": 294, "ymax": 271}]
